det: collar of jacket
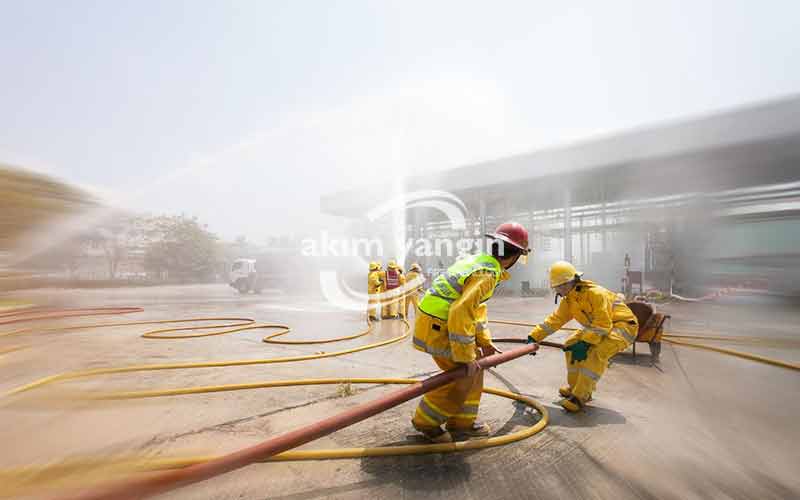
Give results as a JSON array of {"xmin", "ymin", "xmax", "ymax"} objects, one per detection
[{"xmin": 569, "ymin": 279, "xmax": 597, "ymax": 296}]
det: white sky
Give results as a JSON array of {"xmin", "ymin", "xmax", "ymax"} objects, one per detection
[{"xmin": 2, "ymin": 0, "xmax": 799, "ymax": 240}]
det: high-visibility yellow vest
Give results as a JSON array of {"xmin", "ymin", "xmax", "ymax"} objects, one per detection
[{"xmin": 418, "ymin": 253, "xmax": 503, "ymax": 320}]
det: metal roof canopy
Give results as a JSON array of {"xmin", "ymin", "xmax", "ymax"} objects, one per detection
[{"xmin": 321, "ymin": 94, "xmax": 800, "ymax": 218}]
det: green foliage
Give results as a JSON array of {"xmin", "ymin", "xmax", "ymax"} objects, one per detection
[{"xmin": 143, "ymin": 215, "xmax": 219, "ymax": 282}]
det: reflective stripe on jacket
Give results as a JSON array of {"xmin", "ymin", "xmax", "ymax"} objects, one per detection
[
  {"xmin": 414, "ymin": 254, "xmax": 506, "ymax": 363},
  {"xmin": 418, "ymin": 253, "xmax": 502, "ymax": 320}
]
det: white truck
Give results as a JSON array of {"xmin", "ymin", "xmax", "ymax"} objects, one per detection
[{"xmin": 229, "ymin": 258, "xmax": 264, "ymax": 294}]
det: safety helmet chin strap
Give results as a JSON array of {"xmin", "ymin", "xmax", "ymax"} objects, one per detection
[{"xmin": 554, "ymin": 275, "xmax": 581, "ymax": 304}]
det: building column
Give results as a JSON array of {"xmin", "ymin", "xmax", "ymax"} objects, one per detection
[
  {"xmin": 579, "ymin": 212, "xmax": 584, "ymax": 265},
  {"xmin": 601, "ymin": 203, "xmax": 607, "ymax": 253},
  {"xmin": 563, "ymin": 189, "xmax": 572, "ymax": 262}
]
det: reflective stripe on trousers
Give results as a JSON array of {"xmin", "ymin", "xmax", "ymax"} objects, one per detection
[
  {"xmin": 412, "ymin": 353, "xmax": 484, "ymax": 430},
  {"xmin": 417, "ymin": 396, "xmax": 449, "ymax": 425},
  {"xmin": 568, "ymin": 366, "xmax": 601, "ymax": 381}
]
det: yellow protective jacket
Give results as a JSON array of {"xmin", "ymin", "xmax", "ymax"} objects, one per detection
[
  {"xmin": 529, "ymin": 280, "xmax": 638, "ymax": 345},
  {"xmin": 367, "ymin": 270, "xmax": 383, "ymax": 294},
  {"xmin": 405, "ymin": 270, "xmax": 423, "ymax": 292},
  {"xmin": 414, "ymin": 270, "xmax": 509, "ymax": 363},
  {"xmin": 392, "ymin": 272, "xmax": 407, "ymax": 306}
]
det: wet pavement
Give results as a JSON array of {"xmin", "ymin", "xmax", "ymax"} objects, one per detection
[{"xmin": 1, "ymin": 285, "xmax": 798, "ymax": 499}]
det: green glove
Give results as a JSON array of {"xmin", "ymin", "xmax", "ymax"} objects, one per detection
[
  {"xmin": 525, "ymin": 336, "xmax": 538, "ymax": 356},
  {"xmin": 564, "ymin": 340, "xmax": 591, "ymax": 363}
]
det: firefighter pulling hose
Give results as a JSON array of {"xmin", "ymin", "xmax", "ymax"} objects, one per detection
[
  {"xmin": 1, "ymin": 260, "xmax": 798, "ymax": 498},
  {"xmin": 525, "ymin": 260, "xmax": 640, "ymax": 412},
  {"xmin": 412, "ymin": 222, "xmax": 531, "ymax": 442},
  {"xmin": 0, "ymin": 305, "xmax": 548, "ymax": 499},
  {"xmin": 51, "ymin": 344, "xmax": 542, "ymax": 500}
]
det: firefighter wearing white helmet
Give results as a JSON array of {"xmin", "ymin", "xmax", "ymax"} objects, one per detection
[
  {"xmin": 412, "ymin": 222, "xmax": 531, "ymax": 443},
  {"xmin": 526, "ymin": 260, "xmax": 638, "ymax": 412}
]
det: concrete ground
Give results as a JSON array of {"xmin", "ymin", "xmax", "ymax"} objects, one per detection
[{"xmin": 1, "ymin": 284, "xmax": 798, "ymax": 500}]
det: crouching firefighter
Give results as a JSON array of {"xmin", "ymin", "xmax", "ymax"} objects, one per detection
[
  {"xmin": 411, "ymin": 222, "xmax": 531, "ymax": 443},
  {"xmin": 526, "ymin": 261, "xmax": 639, "ymax": 412}
]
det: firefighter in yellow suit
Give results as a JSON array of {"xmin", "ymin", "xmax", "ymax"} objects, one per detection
[
  {"xmin": 404, "ymin": 262, "xmax": 424, "ymax": 319},
  {"xmin": 381, "ymin": 260, "xmax": 405, "ymax": 319},
  {"xmin": 527, "ymin": 261, "xmax": 638, "ymax": 412},
  {"xmin": 367, "ymin": 261, "xmax": 383, "ymax": 321},
  {"xmin": 412, "ymin": 222, "xmax": 530, "ymax": 443}
]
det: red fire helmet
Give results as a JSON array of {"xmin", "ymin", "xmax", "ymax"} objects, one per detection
[{"xmin": 486, "ymin": 222, "xmax": 531, "ymax": 255}]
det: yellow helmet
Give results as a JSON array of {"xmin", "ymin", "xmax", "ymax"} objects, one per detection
[
  {"xmin": 549, "ymin": 260, "xmax": 582, "ymax": 288},
  {"xmin": 387, "ymin": 259, "xmax": 398, "ymax": 269},
  {"xmin": 369, "ymin": 261, "xmax": 380, "ymax": 271}
]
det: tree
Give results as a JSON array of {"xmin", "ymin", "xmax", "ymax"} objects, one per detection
[
  {"xmin": 63, "ymin": 232, "xmax": 93, "ymax": 278},
  {"xmin": 92, "ymin": 223, "xmax": 127, "ymax": 280},
  {"xmin": 143, "ymin": 215, "xmax": 219, "ymax": 282},
  {"xmin": 80, "ymin": 213, "xmax": 145, "ymax": 280},
  {"xmin": 12, "ymin": 209, "xmax": 141, "ymax": 280}
]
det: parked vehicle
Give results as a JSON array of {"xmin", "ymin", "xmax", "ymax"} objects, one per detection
[{"xmin": 229, "ymin": 258, "xmax": 263, "ymax": 294}]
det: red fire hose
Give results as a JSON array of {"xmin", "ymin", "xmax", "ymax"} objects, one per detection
[
  {"xmin": 0, "ymin": 307, "xmax": 143, "ymax": 326},
  {"xmin": 54, "ymin": 343, "xmax": 539, "ymax": 500}
]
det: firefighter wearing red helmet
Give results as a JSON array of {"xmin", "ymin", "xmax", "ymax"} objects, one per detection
[
  {"xmin": 411, "ymin": 222, "xmax": 531, "ymax": 443},
  {"xmin": 486, "ymin": 222, "xmax": 531, "ymax": 264}
]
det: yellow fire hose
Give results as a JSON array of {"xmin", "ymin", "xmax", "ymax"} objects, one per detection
[
  {"xmin": 488, "ymin": 319, "xmax": 800, "ymax": 371},
  {"xmin": 4, "ymin": 318, "xmax": 406, "ymax": 398},
  {"xmin": 661, "ymin": 338, "xmax": 800, "ymax": 370},
  {"xmin": 0, "ymin": 382, "xmax": 547, "ymax": 498},
  {"xmin": 3, "ymin": 308, "xmax": 797, "ymax": 497},
  {"xmin": 0, "ymin": 312, "xmax": 549, "ymax": 498}
]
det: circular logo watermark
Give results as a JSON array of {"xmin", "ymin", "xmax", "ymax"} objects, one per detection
[{"xmin": 310, "ymin": 190, "xmax": 478, "ymax": 311}]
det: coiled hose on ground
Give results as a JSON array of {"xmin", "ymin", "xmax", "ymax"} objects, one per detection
[
  {"xmin": 1, "ymin": 306, "xmax": 797, "ymax": 498},
  {"xmin": 0, "ymin": 307, "xmax": 546, "ymax": 498}
]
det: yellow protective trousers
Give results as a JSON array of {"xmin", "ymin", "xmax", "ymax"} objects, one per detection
[
  {"xmin": 367, "ymin": 294, "xmax": 380, "ymax": 319},
  {"xmin": 412, "ymin": 354, "xmax": 484, "ymax": 431},
  {"xmin": 564, "ymin": 322, "xmax": 636, "ymax": 402},
  {"xmin": 405, "ymin": 290, "xmax": 420, "ymax": 319},
  {"xmin": 367, "ymin": 270, "xmax": 383, "ymax": 319},
  {"xmin": 382, "ymin": 295, "xmax": 403, "ymax": 318}
]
